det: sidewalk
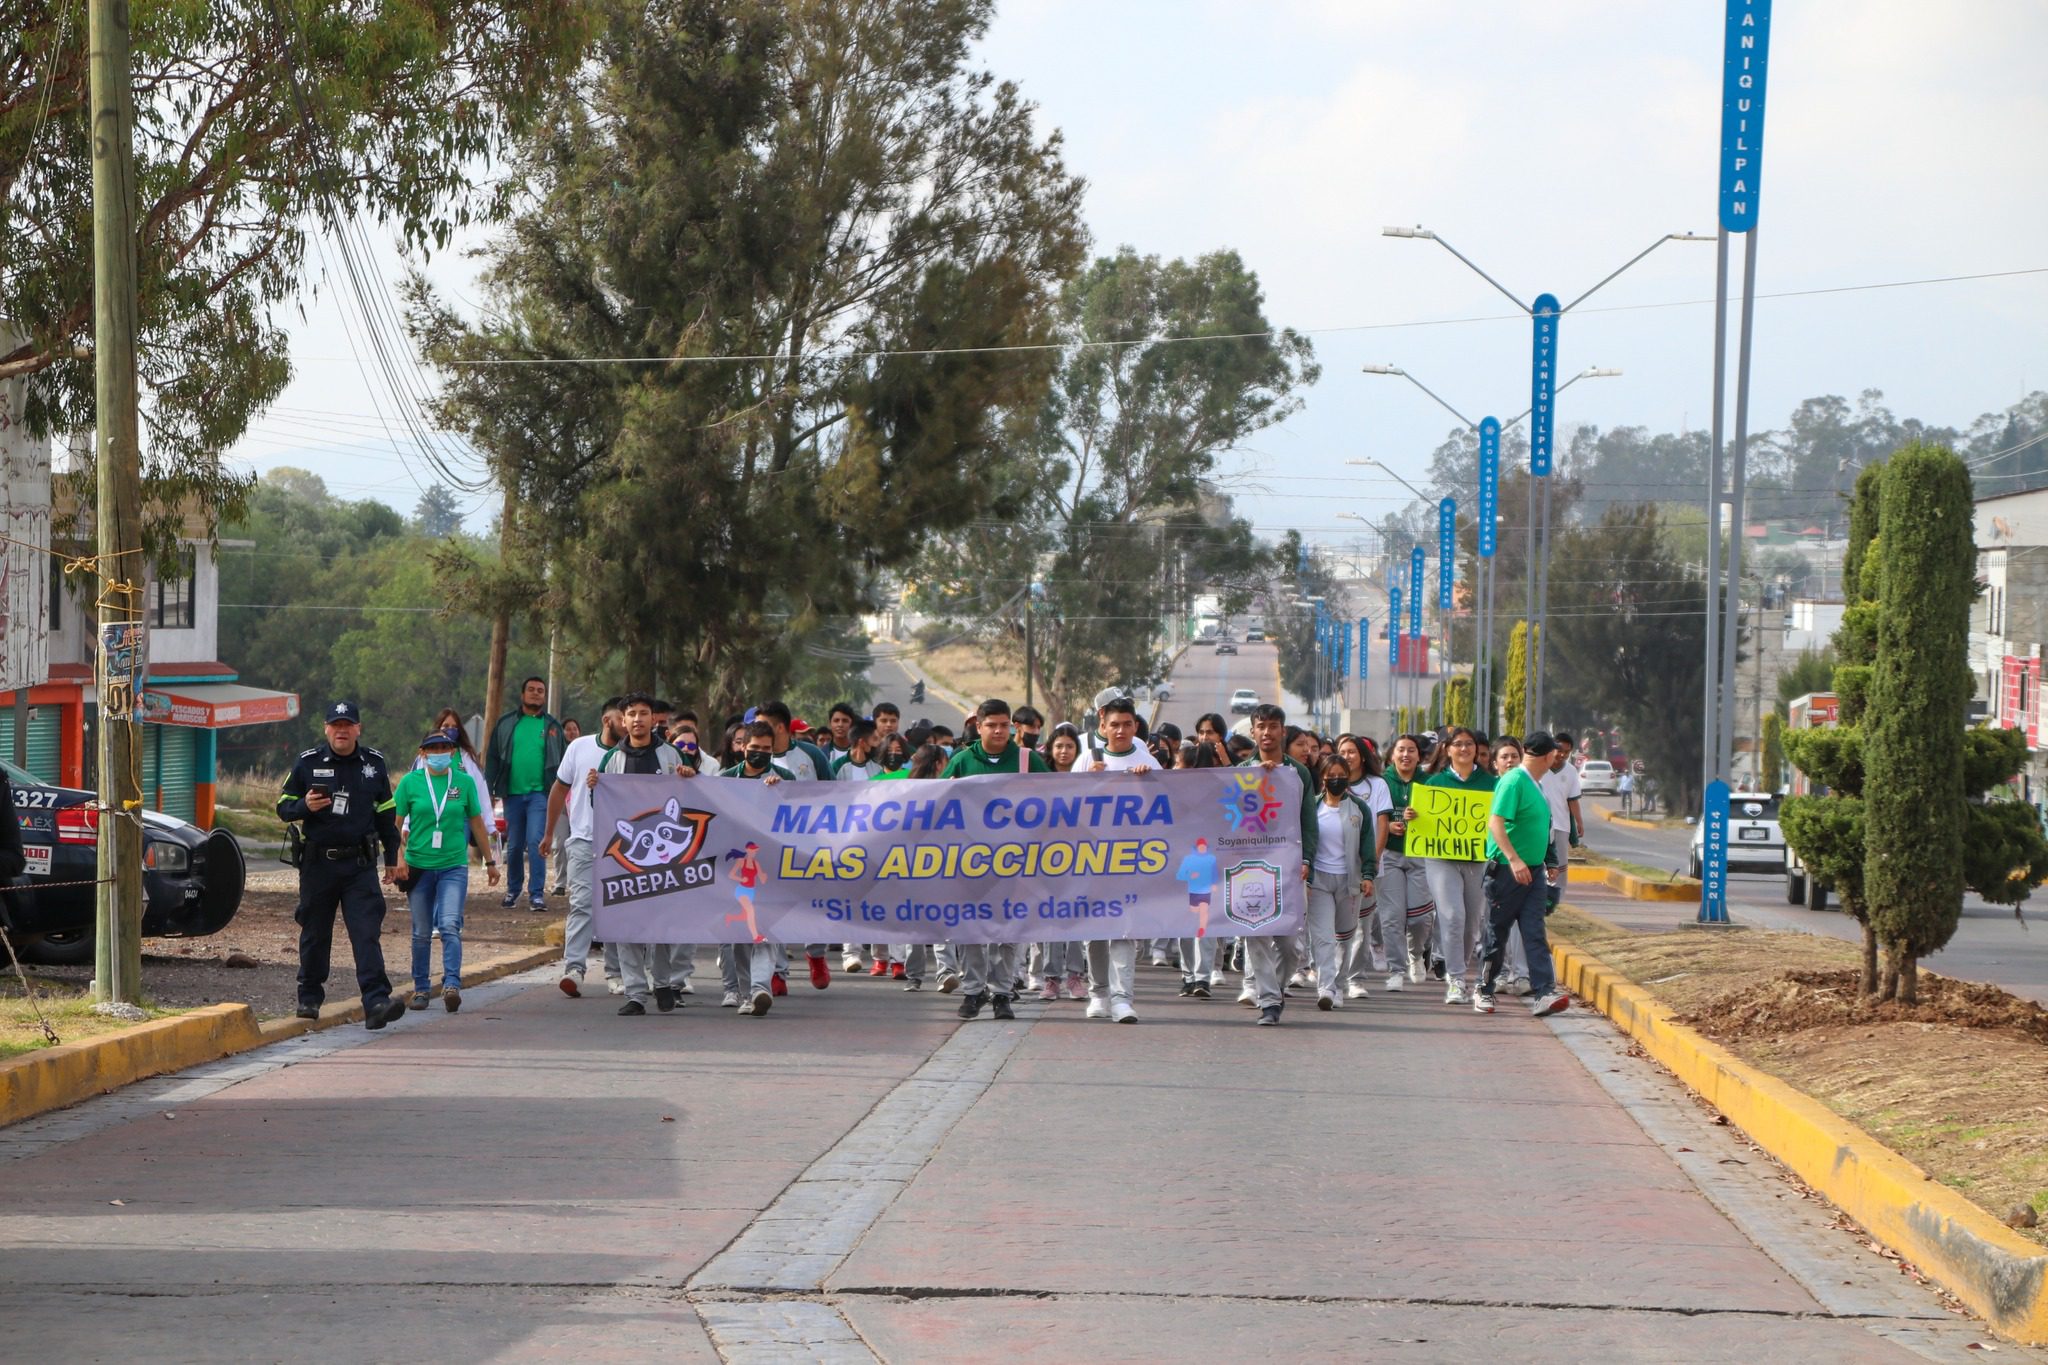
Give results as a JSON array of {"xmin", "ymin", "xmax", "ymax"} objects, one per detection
[{"xmin": 0, "ymin": 957, "xmax": 2015, "ymax": 1361}]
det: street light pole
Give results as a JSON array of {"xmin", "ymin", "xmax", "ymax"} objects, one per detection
[{"xmin": 1381, "ymin": 227, "xmax": 1710, "ymax": 729}]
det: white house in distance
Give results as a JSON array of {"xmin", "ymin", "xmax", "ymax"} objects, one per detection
[{"xmin": 1973, "ymin": 485, "xmax": 2048, "ymax": 808}]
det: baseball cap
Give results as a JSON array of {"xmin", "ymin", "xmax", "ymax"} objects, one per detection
[
  {"xmin": 326, "ymin": 701, "xmax": 361, "ymax": 724},
  {"xmin": 1523, "ymin": 731, "xmax": 1560, "ymax": 756},
  {"xmin": 421, "ymin": 728, "xmax": 459, "ymax": 747},
  {"xmin": 1091, "ymin": 685, "xmax": 1130, "ymax": 711},
  {"xmin": 790, "ymin": 717, "xmax": 810, "ymax": 734}
]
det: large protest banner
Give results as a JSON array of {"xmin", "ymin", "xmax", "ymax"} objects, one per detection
[
  {"xmin": 592, "ymin": 765, "xmax": 1306, "ymax": 945},
  {"xmin": 1404, "ymin": 784, "xmax": 1492, "ymax": 861}
]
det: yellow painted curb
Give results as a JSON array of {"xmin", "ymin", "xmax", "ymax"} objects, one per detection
[
  {"xmin": 1552, "ymin": 934, "xmax": 2048, "ymax": 1344},
  {"xmin": 1596, "ymin": 805, "xmax": 1666, "ymax": 831},
  {"xmin": 3, "ymin": 943, "xmax": 560, "ymax": 1129},
  {"xmin": 0, "ymin": 1002, "xmax": 264, "ymax": 1129},
  {"xmin": 1582, "ymin": 864, "xmax": 1699, "ymax": 902}
]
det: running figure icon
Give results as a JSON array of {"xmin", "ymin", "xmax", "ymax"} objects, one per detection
[
  {"xmin": 1175, "ymin": 837, "xmax": 1220, "ymax": 938},
  {"xmin": 725, "ymin": 842, "xmax": 765, "ymax": 942}
]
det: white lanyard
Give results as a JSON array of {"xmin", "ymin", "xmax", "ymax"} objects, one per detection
[{"xmin": 424, "ymin": 770, "xmax": 455, "ymax": 846}]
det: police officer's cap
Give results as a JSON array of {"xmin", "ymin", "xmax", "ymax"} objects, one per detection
[{"xmin": 326, "ymin": 701, "xmax": 362, "ymax": 724}]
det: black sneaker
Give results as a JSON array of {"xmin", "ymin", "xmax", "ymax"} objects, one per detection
[
  {"xmin": 990, "ymin": 994, "xmax": 1016, "ymax": 1021},
  {"xmin": 1191, "ymin": 980, "xmax": 1212, "ymax": 999},
  {"xmin": 1429, "ymin": 954, "xmax": 1446, "ymax": 981},
  {"xmin": 500, "ymin": 892, "xmax": 518, "ymax": 909},
  {"xmin": 654, "ymin": 986, "xmax": 678, "ymax": 1013},
  {"xmin": 295, "ymin": 1004, "xmax": 319, "ymax": 1020},
  {"xmin": 529, "ymin": 896, "xmax": 548, "ymax": 914},
  {"xmin": 618, "ymin": 1000, "xmax": 646, "ymax": 1016},
  {"xmin": 956, "ymin": 991, "xmax": 986, "ymax": 1020},
  {"xmin": 366, "ymin": 997, "xmax": 409, "ymax": 1030},
  {"xmin": 1257, "ymin": 1005, "xmax": 1281, "ymax": 1026}
]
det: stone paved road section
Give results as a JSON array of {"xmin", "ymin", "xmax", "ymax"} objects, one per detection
[{"xmin": 0, "ymin": 957, "xmax": 2026, "ymax": 1362}]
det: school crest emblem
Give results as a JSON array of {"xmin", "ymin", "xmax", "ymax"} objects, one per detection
[{"xmin": 1223, "ymin": 859, "xmax": 1282, "ymax": 930}]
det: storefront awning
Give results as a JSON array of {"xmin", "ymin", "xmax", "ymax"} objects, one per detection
[{"xmin": 139, "ymin": 683, "xmax": 300, "ymax": 729}]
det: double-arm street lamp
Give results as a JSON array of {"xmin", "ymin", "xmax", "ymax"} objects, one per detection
[{"xmin": 1380, "ymin": 226, "xmax": 1712, "ymax": 728}]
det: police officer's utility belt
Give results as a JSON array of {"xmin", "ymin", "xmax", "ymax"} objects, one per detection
[{"xmin": 311, "ymin": 845, "xmax": 370, "ymax": 862}]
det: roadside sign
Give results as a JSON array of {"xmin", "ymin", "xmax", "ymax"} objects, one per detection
[
  {"xmin": 1718, "ymin": 0, "xmax": 1772, "ymax": 232},
  {"xmin": 1408, "ymin": 547, "xmax": 1423, "ymax": 638},
  {"xmin": 1358, "ymin": 617, "xmax": 1369, "ymax": 680},
  {"xmin": 1699, "ymin": 778, "xmax": 1730, "ymax": 924},
  {"xmin": 1438, "ymin": 498, "xmax": 1456, "ymax": 611},
  {"xmin": 1477, "ymin": 418, "xmax": 1499, "ymax": 557},
  {"xmin": 1529, "ymin": 295, "xmax": 1560, "ymax": 476},
  {"xmin": 1388, "ymin": 587, "xmax": 1401, "ymax": 668}
]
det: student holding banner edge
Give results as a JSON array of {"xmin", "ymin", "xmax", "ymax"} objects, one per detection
[{"xmin": 1238, "ymin": 703, "xmax": 1317, "ymax": 1026}]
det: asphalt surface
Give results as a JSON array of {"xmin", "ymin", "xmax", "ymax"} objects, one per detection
[
  {"xmin": 1582, "ymin": 799, "xmax": 2048, "ymax": 1005},
  {"xmin": 1, "ymin": 951, "xmax": 2014, "ymax": 1361}
]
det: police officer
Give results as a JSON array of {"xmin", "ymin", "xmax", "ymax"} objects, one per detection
[{"xmin": 277, "ymin": 701, "xmax": 409, "ymax": 1029}]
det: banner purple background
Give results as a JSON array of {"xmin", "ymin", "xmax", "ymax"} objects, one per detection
[{"xmin": 592, "ymin": 766, "xmax": 1307, "ymax": 945}]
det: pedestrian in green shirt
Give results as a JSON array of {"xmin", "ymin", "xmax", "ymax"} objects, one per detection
[
  {"xmin": 394, "ymin": 729, "xmax": 498, "ymax": 1012},
  {"xmin": 1476, "ymin": 732, "xmax": 1570, "ymax": 1018},
  {"xmin": 485, "ymin": 676, "xmax": 567, "ymax": 912}
]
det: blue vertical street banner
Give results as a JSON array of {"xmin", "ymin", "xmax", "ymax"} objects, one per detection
[
  {"xmin": 1388, "ymin": 586, "xmax": 1402, "ymax": 668},
  {"xmin": 1407, "ymin": 547, "xmax": 1424, "ymax": 638},
  {"xmin": 1698, "ymin": 778, "xmax": 1731, "ymax": 923},
  {"xmin": 1477, "ymin": 417, "xmax": 1500, "ymax": 557},
  {"xmin": 1358, "ymin": 617, "xmax": 1370, "ymax": 680},
  {"xmin": 1529, "ymin": 295, "xmax": 1560, "ymax": 477},
  {"xmin": 1437, "ymin": 498, "xmax": 1456, "ymax": 611},
  {"xmin": 1718, "ymin": 0, "xmax": 1771, "ymax": 233}
]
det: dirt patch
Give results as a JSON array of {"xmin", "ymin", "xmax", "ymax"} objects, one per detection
[
  {"xmin": 0, "ymin": 992, "xmax": 184, "ymax": 1059},
  {"xmin": 917, "ymin": 642, "xmax": 1029, "ymax": 709},
  {"xmin": 1557, "ymin": 904, "xmax": 2048, "ymax": 1246},
  {"xmin": 7, "ymin": 868, "xmax": 554, "ymax": 1022}
]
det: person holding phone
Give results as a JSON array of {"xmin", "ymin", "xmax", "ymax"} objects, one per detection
[{"xmin": 276, "ymin": 701, "xmax": 409, "ymax": 1030}]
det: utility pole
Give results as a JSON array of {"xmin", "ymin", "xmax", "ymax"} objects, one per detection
[
  {"xmin": 90, "ymin": 0, "xmax": 146, "ymax": 1006},
  {"xmin": 481, "ymin": 480, "xmax": 515, "ymax": 744}
]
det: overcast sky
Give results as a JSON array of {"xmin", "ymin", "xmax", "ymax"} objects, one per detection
[{"xmin": 237, "ymin": 1, "xmax": 2048, "ymax": 545}]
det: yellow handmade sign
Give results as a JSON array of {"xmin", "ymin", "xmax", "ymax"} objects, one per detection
[{"xmin": 1405, "ymin": 784, "xmax": 1492, "ymax": 861}]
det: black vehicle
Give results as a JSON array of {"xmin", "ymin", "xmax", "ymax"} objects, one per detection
[{"xmin": 2, "ymin": 758, "xmax": 245, "ymax": 964}]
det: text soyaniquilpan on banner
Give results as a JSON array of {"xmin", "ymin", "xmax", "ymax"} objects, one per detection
[{"xmin": 591, "ymin": 766, "xmax": 1308, "ymax": 946}]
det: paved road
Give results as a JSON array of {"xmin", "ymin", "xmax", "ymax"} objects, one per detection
[
  {"xmin": 1581, "ymin": 797, "xmax": 2048, "ymax": 1005},
  {"xmin": 0, "ymin": 953, "xmax": 2018, "ymax": 1360}
]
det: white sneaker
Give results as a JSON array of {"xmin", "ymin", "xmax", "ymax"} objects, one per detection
[
  {"xmin": 1085, "ymin": 993, "xmax": 1111, "ymax": 1021},
  {"xmin": 841, "ymin": 952, "xmax": 864, "ymax": 973},
  {"xmin": 1406, "ymin": 958, "xmax": 1425, "ymax": 984},
  {"xmin": 937, "ymin": 969, "xmax": 962, "ymax": 994},
  {"xmin": 1383, "ymin": 973, "xmax": 1406, "ymax": 993},
  {"xmin": 1111, "ymin": 998, "xmax": 1138, "ymax": 1024},
  {"xmin": 1504, "ymin": 975, "xmax": 1530, "ymax": 998},
  {"xmin": 747, "ymin": 988, "xmax": 772, "ymax": 1016},
  {"xmin": 606, "ymin": 978, "xmax": 625, "ymax": 996},
  {"xmin": 1237, "ymin": 982, "xmax": 1258, "ymax": 1007},
  {"xmin": 676, "ymin": 980, "xmax": 694, "ymax": 994},
  {"xmin": 1530, "ymin": 990, "xmax": 1571, "ymax": 1016},
  {"xmin": 1288, "ymin": 970, "xmax": 1312, "ymax": 989},
  {"xmin": 1473, "ymin": 992, "xmax": 1496, "ymax": 1014},
  {"xmin": 720, "ymin": 990, "xmax": 740, "ymax": 1008},
  {"xmin": 1316, "ymin": 990, "xmax": 1336, "ymax": 1011},
  {"xmin": 1345, "ymin": 980, "xmax": 1370, "ymax": 1000},
  {"xmin": 1445, "ymin": 980, "xmax": 1468, "ymax": 1005}
]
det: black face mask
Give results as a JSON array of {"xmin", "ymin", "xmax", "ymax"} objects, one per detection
[
  {"xmin": 1324, "ymin": 777, "xmax": 1350, "ymax": 795},
  {"xmin": 1018, "ymin": 731, "xmax": 1040, "ymax": 749},
  {"xmin": 744, "ymin": 751, "xmax": 772, "ymax": 770}
]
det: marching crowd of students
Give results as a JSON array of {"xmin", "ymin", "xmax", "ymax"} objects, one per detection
[{"xmin": 390, "ymin": 679, "xmax": 1581, "ymax": 1028}]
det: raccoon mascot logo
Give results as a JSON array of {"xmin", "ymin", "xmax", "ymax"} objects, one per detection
[{"xmin": 600, "ymin": 796, "xmax": 717, "ymax": 904}]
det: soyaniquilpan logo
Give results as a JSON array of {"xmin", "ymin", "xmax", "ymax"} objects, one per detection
[
  {"xmin": 1223, "ymin": 860, "xmax": 1281, "ymax": 930},
  {"xmin": 601, "ymin": 797, "xmax": 717, "ymax": 904},
  {"xmin": 1219, "ymin": 770, "xmax": 1283, "ymax": 833}
]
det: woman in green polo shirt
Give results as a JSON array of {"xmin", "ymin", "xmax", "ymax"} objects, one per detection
[
  {"xmin": 1415, "ymin": 726, "xmax": 1495, "ymax": 1006},
  {"xmin": 394, "ymin": 728, "xmax": 499, "ymax": 1012}
]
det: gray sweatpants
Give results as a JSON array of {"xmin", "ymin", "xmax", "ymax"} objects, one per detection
[
  {"xmin": 1178, "ymin": 935, "xmax": 1218, "ymax": 982},
  {"xmin": 561, "ymin": 838, "xmax": 598, "ymax": 979},
  {"xmin": 1424, "ymin": 859, "xmax": 1487, "ymax": 982},
  {"xmin": 1086, "ymin": 939, "xmax": 1138, "ymax": 1004},
  {"xmin": 959, "ymin": 942, "xmax": 1020, "ymax": 997},
  {"xmin": 618, "ymin": 942, "xmax": 685, "ymax": 1006},
  {"xmin": 1246, "ymin": 932, "xmax": 1301, "ymax": 1011},
  {"xmin": 1305, "ymin": 867, "xmax": 1358, "ymax": 997},
  {"xmin": 1035, "ymin": 942, "xmax": 1087, "ymax": 978},
  {"xmin": 1376, "ymin": 850, "xmax": 1433, "ymax": 978},
  {"xmin": 719, "ymin": 941, "xmax": 774, "ymax": 996}
]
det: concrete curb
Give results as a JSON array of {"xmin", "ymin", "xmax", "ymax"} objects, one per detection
[
  {"xmin": 1581, "ymin": 864, "xmax": 1700, "ymax": 902},
  {"xmin": 1596, "ymin": 805, "xmax": 1670, "ymax": 832},
  {"xmin": 1, "ymin": 942, "xmax": 557, "ymax": 1129},
  {"xmin": 1551, "ymin": 933, "xmax": 2048, "ymax": 1344}
]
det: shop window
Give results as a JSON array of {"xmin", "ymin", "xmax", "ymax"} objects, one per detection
[{"xmin": 151, "ymin": 549, "xmax": 196, "ymax": 630}]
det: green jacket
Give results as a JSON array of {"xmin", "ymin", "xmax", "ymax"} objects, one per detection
[
  {"xmin": 941, "ymin": 740, "xmax": 1050, "ymax": 778},
  {"xmin": 1237, "ymin": 753, "xmax": 1318, "ymax": 868}
]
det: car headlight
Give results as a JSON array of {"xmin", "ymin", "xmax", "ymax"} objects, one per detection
[{"xmin": 143, "ymin": 840, "xmax": 190, "ymax": 873}]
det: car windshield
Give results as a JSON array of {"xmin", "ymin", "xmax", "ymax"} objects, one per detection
[
  {"xmin": 1731, "ymin": 795, "xmax": 1780, "ymax": 820},
  {"xmin": 1, "ymin": 757, "xmax": 41, "ymax": 787}
]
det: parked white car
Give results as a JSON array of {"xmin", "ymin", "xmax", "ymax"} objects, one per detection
[
  {"xmin": 1229, "ymin": 688, "xmax": 1260, "ymax": 714},
  {"xmin": 1578, "ymin": 759, "xmax": 1618, "ymax": 795},
  {"xmin": 1689, "ymin": 792, "xmax": 1784, "ymax": 878}
]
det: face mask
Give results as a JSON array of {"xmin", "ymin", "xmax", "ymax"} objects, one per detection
[
  {"xmin": 425, "ymin": 752, "xmax": 454, "ymax": 774},
  {"xmin": 1019, "ymin": 731, "xmax": 1040, "ymax": 749},
  {"xmin": 1324, "ymin": 776, "xmax": 1349, "ymax": 795},
  {"xmin": 744, "ymin": 751, "xmax": 772, "ymax": 770}
]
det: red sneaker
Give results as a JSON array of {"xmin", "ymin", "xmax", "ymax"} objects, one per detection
[
  {"xmin": 770, "ymin": 971, "xmax": 788, "ymax": 997},
  {"xmin": 869, "ymin": 959, "xmax": 889, "ymax": 976},
  {"xmin": 891, "ymin": 961, "xmax": 906, "ymax": 979},
  {"xmin": 808, "ymin": 954, "xmax": 832, "ymax": 990}
]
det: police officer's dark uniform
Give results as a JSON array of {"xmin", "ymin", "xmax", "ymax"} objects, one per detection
[{"xmin": 277, "ymin": 701, "xmax": 408, "ymax": 1028}]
